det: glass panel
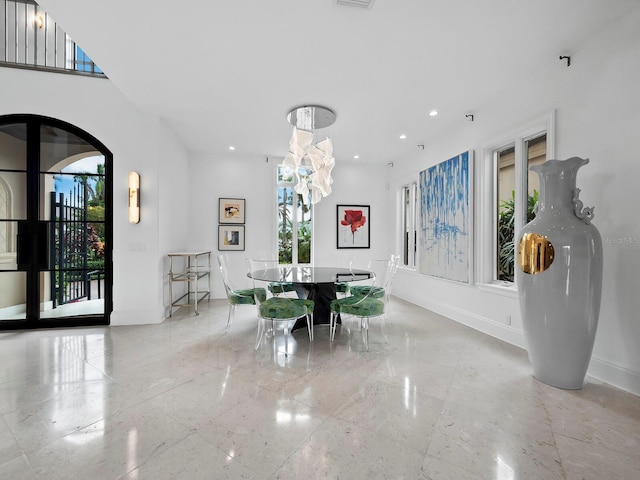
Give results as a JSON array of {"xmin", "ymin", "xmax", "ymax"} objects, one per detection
[
  {"xmin": 278, "ymin": 186, "xmax": 293, "ymax": 264},
  {"xmin": 45, "ymin": 14, "xmax": 57, "ymax": 67},
  {"xmin": 34, "ymin": 7, "xmax": 46, "ymax": 66},
  {"xmin": 0, "ymin": 123, "xmax": 28, "ymax": 171},
  {"xmin": 277, "ymin": 166, "xmax": 312, "ymax": 265},
  {"xmin": 41, "ymin": 160, "xmax": 107, "ymax": 307},
  {"xmin": 497, "ymin": 145, "xmax": 516, "ymax": 282},
  {"xmin": 0, "ymin": 6, "xmax": 5, "ymax": 63},
  {"xmin": 40, "ymin": 171, "xmax": 105, "ymax": 220},
  {"xmin": 402, "ymin": 182, "xmax": 418, "ymax": 268},
  {"xmin": 402, "ymin": 185, "xmax": 411, "ymax": 266},
  {"xmin": 0, "ymin": 271, "xmax": 27, "ymax": 321},
  {"xmin": 39, "ymin": 125, "xmax": 98, "ymax": 173},
  {"xmin": 0, "ymin": 172, "xmax": 27, "ymax": 221},
  {"xmin": 75, "ymin": 46, "xmax": 101, "ymax": 73},
  {"xmin": 297, "ymin": 194, "xmax": 311, "ymax": 264},
  {"xmin": 0, "ymin": 221, "xmax": 18, "ymax": 270},
  {"xmin": 277, "ymin": 165, "xmax": 295, "ymax": 183},
  {"xmin": 40, "ymin": 270, "xmax": 105, "ymax": 318},
  {"xmin": 4, "ymin": 3, "xmax": 15, "ymax": 63},
  {"xmin": 50, "ymin": 220, "xmax": 89, "ymax": 272},
  {"xmin": 294, "ymin": 167, "xmax": 312, "ymax": 265},
  {"xmin": 525, "ymin": 134, "xmax": 547, "ymax": 224},
  {"xmin": 24, "ymin": 3, "xmax": 36, "ymax": 65},
  {"xmin": 42, "ymin": 168, "xmax": 106, "ymax": 298},
  {"xmin": 411, "ymin": 182, "xmax": 418, "ymax": 267},
  {"xmin": 14, "ymin": 2, "xmax": 27, "ymax": 63}
]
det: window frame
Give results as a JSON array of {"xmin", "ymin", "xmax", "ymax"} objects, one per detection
[{"xmin": 478, "ymin": 111, "xmax": 555, "ymax": 291}]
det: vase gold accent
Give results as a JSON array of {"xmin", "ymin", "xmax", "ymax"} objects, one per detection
[{"xmin": 517, "ymin": 233, "xmax": 555, "ymax": 274}]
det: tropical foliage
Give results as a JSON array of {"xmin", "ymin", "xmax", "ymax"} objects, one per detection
[
  {"xmin": 72, "ymin": 165, "xmax": 106, "ymax": 266},
  {"xmin": 497, "ymin": 190, "xmax": 538, "ymax": 282},
  {"xmin": 278, "ymin": 186, "xmax": 311, "ymax": 264}
]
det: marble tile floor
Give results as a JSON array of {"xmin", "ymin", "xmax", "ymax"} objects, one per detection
[{"xmin": 1, "ymin": 297, "xmax": 639, "ymax": 479}]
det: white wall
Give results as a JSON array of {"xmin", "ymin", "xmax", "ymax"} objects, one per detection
[
  {"xmin": 187, "ymin": 153, "xmax": 391, "ymax": 299},
  {"xmin": 315, "ymin": 159, "xmax": 392, "ymax": 267},
  {"xmin": 187, "ymin": 153, "xmax": 274, "ymax": 298},
  {"xmin": 157, "ymin": 118, "xmax": 190, "ymax": 318},
  {"xmin": 0, "ymin": 67, "xmax": 189, "ymax": 326},
  {"xmin": 387, "ymin": 9, "xmax": 640, "ymax": 395}
]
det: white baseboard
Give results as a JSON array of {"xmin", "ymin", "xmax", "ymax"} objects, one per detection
[
  {"xmin": 588, "ymin": 356, "xmax": 640, "ymax": 397},
  {"xmin": 394, "ymin": 292, "xmax": 640, "ymax": 397},
  {"xmin": 394, "ymin": 291, "xmax": 527, "ymax": 349},
  {"xmin": 110, "ymin": 306, "xmax": 165, "ymax": 326}
]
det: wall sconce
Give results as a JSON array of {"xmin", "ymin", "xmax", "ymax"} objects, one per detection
[{"xmin": 128, "ymin": 172, "xmax": 140, "ymax": 224}]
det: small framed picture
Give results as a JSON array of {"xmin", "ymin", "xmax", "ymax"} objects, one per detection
[
  {"xmin": 337, "ymin": 204, "xmax": 370, "ymax": 249},
  {"xmin": 219, "ymin": 198, "xmax": 245, "ymax": 224},
  {"xmin": 218, "ymin": 225, "xmax": 245, "ymax": 251}
]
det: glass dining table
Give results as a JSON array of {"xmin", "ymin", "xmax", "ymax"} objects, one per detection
[{"xmin": 248, "ymin": 266, "xmax": 373, "ymax": 330}]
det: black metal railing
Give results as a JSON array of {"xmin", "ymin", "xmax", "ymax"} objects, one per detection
[
  {"xmin": 0, "ymin": 0, "xmax": 104, "ymax": 76},
  {"xmin": 49, "ymin": 183, "xmax": 103, "ymax": 308}
]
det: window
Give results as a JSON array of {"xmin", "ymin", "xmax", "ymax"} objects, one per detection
[
  {"xmin": 479, "ymin": 110, "xmax": 553, "ymax": 285},
  {"xmin": 400, "ymin": 181, "xmax": 418, "ymax": 268},
  {"xmin": 496, "ymin": 134, "xmax": 547, "ymax": 282},
  {"xmin": 277, "ymin": 165, "xmax": 312, "ymax": 265},
  {"xmin": 74, "ymin": 46, "xmax": 102, "ymax": 74}
]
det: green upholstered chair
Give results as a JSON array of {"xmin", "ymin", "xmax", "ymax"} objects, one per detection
[
  {"xmin": 267, "ymin": 281, "xmax": 296, "ymax": 296},
  {"xmin": 348, "ymin": 284, "xmax": 384, "ymax": 298},
  {"xmin": 248, "ymin": 259, "xmax": 314, "ymax": 354},
  {"xmin": 218, "ymin": 254, "xmax": 266, "ymax": 330},
  {"xmin": 349, "ymin": 255, "xmax": 399, "ymax": 310},
  {"xmin": 330, "ymin": 254, "xmax": 399, "ymax": 350}
]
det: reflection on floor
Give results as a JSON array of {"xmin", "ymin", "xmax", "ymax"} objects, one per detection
[
  {"xmin": 0, "ymin": 299, "xmax": 104, "ymax": 320},
  {"xmin": 0, "ymin": 298, "xmax": 638, "ymax": 479},
  {"xmin": 39, "ymin": 299, "xmax": 104, "ymax": 319}
]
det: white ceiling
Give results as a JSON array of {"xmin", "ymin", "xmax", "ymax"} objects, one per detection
[{"xmin": 36, "ymin": 0, "xmax": 639, "ymax": 164}]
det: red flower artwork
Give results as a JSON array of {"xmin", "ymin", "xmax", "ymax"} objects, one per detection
[{"xmin": 341, "ymin": 209, "xmax": 367, "ymax": 243}]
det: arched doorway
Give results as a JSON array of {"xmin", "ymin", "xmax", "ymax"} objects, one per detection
[{"xmin": 0, "ymin": 114, "xmax": 112, "ymax": 329}]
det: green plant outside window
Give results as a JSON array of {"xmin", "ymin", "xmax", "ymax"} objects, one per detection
[{"xmin": 497, "ymin": 190, "xmax": 538, "ymax": 282}]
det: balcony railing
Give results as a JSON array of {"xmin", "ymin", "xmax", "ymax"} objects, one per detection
[{"xmin": 0, "ymin": 0, "xmax": 104, "ymax": 76}]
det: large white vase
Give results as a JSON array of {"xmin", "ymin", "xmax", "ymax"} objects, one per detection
[{"xmin": 515, "ymin": 157, "xmax": 603, "ymax": 389}]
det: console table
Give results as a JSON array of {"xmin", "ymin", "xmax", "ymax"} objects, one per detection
[{"xmin": 167, "ymin": 251, "xmax": 211, "ymax": 316}]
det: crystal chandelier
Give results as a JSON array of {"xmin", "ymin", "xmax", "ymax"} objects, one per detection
[{"xmin": 283, "ymin": 105, "xmax": 336, "ymax": 205}]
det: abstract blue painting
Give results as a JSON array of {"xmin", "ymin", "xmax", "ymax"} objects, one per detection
[{"xmin": 419, "ymin": 151, "xmax": 473, "ymax": 283}]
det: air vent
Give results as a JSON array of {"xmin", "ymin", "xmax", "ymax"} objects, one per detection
[{"xmin": 336, "ymin": 0, "xmax": 376, "ymax": 9}]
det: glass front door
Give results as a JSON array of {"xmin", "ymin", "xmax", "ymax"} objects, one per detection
[{"xmin": 0, "ymin": 115, "xmax": 112, "ymax": 329}]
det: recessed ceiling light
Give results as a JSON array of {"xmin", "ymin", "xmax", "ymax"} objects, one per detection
[
  {"xmin": 228, "ymin": 146, "xmax": 235, "ymax": 151},
  {"xmin": 399, "ymin": 134, "xmax": 407, "ymax": 140},
  {"xmin": 429, "ymin": 110, "xmax": 438, "ymax": 117},
  {"xmin": 354, "ymin": 155, "xmax": 360, "ymax": 159}
]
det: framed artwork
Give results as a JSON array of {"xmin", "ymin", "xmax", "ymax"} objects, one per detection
[
  {"xmin": 219, "ymin": 198, "xmax": 245, "ymax": 224},
  {"xmin": 337, "ymin": 205, "xmax": 370, "ymax": 249},
  {"xmin": 218, "ymin": 225, "xmax": 245, "ymax": 251},
  {"xmin": 418, "ymin": 150, "xmax": 473, "ymax": 283}
]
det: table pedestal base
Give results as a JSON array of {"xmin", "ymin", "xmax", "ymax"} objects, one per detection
[{"xmin": 292, "ymin": 283, "xmax": 340, "ymax": 331}]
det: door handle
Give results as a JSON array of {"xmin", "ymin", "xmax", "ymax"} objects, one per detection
[
  {"xmin": 17, "ymin": 220, "xmax": 29, "ymax": 269},
  {"xmin": 15, "ymin": 221, "xmax": 49, "ymax": 270}
]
